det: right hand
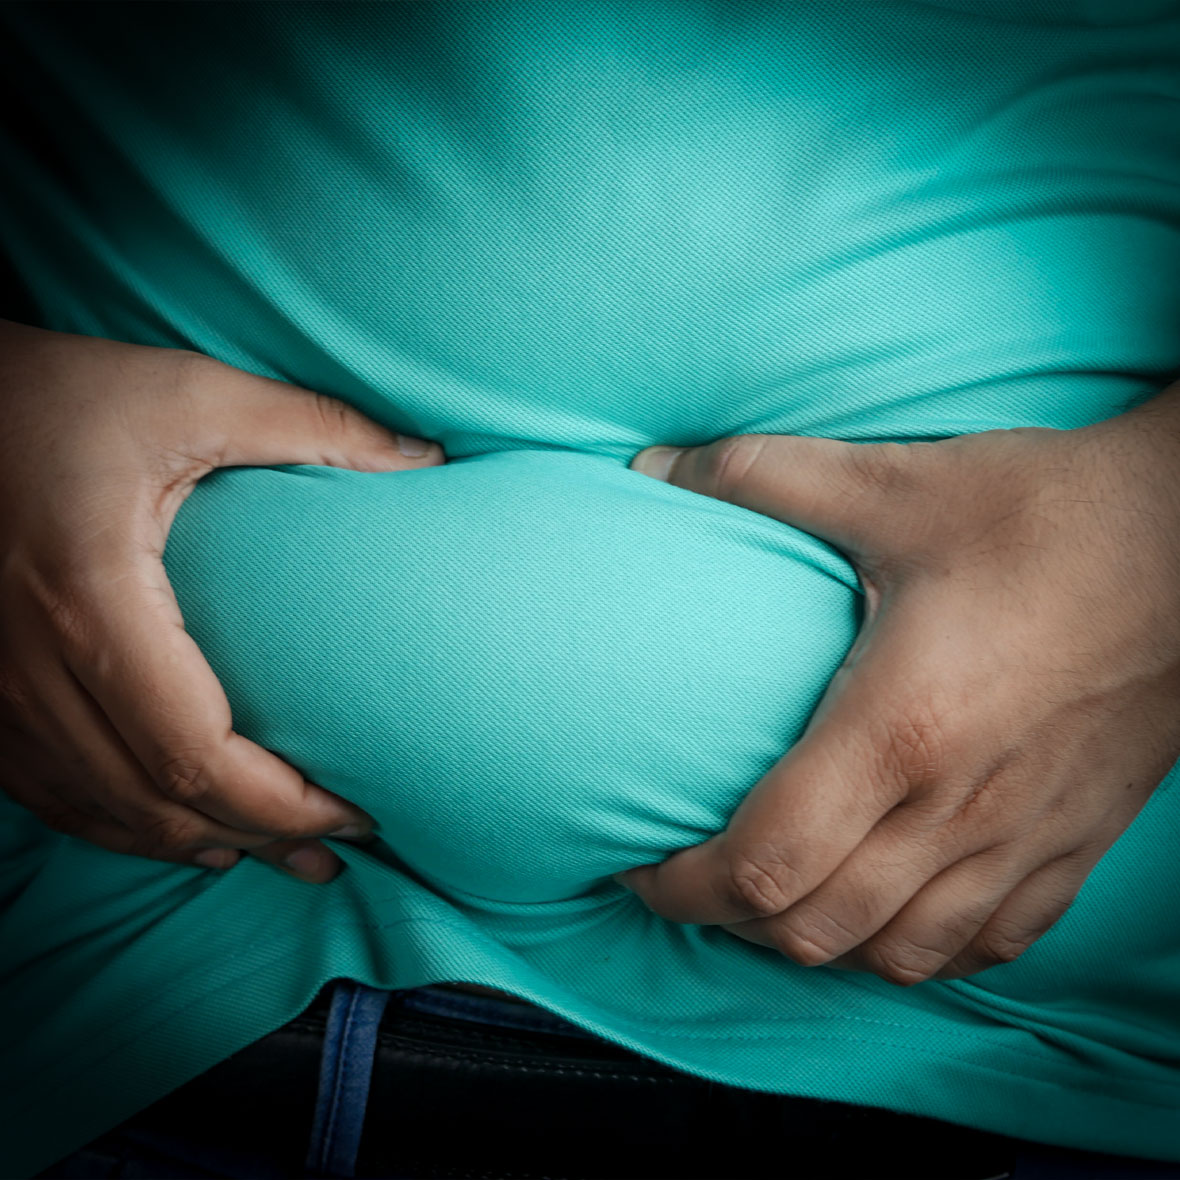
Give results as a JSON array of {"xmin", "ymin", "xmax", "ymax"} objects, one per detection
[{"xmin": 0, "ymin": 319, "xmax": 445, "ymax": 883}]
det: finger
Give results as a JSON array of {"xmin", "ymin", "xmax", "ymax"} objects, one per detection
[
  {"xmin": 615, "ymin": 682, "xmax": 908, "ymax": 927},
  {"xmin": 715, "ymin": 795, "xmax": 987, "ymax": 967},
  {"xmin": 191, "ymin": 356, "xmax": 445, "ymax": 473},
  {"xmin": 246, "ymin": 839, "xmax": 344, "ymax": 885},
  {"xmin": 933, "ymin": 847, "xmax": 1098, "ymax": 981},
  {"xmin": 630, "ymin": 434, "xmax": 929, "ymax": 559},
  {"xmin": 22, "ymin": 645, "xmax": 293, "ymax": 857},
  {"xmin": 615, "ymin": 600, "xmax": 951, "ymax": 927},
  {"xmin": 19, "ymin": 688, "xmax": 353, "ymax": 882},
  {"xmin": 818, "ymin": 846, "xmax": 1035, "ymax": 985},
  {"xmin": 0, "ymin": 764, "xmax": 240, "ymax": 870},
  {"xmin": 56, "ymin": 562, "xmax": 375, "ymax": 842}
]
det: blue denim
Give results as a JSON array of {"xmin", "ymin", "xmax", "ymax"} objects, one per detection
[
  {"xmin": 395, "ymin": 982, "xmax": 599, "ymax": 1039},
  {"xmin": 33, "ymin": 980, "xmax": 1180, "ymax": 1180},
  {"xmin": 34, "ymin": 981, "xmax": 593, "ymax": 1180},
  {"xmin": 303, "ymin": 979, "xmax": 601, "ymax": 1178},
  {"xmin": 304, "ymin": 980, "xmax": 394, "ymax": 1179}
]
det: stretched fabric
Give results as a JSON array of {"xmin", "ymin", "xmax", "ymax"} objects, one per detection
[{"xmin": 1, "ymin": 2, "xmax": 1179, "ymax": 1174}]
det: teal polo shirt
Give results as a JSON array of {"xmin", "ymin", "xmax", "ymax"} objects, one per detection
[{"xmin": 1, "ymin": 2, "xmax": 1179, "ymax": 1174}]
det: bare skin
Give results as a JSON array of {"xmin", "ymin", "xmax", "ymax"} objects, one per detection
[
  {"xmin": 616, "ymin": 381, "xmax": 1180, "ymax": 985},
  {"xmin": 0, "ymin": 319, "xmax": 445, "ymax": 884}
]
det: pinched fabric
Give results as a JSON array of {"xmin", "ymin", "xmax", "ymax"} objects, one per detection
[{"xmin": 1, "ymin": 3, "xmax": 1179, "ymax": 1175}]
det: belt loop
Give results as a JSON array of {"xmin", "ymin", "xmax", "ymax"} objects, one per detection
[{"xmin": 304, "ymin": 978, "xmax": 393, "ymax": 1179}]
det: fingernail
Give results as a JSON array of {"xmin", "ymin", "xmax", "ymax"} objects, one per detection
[
  {"xmin": 283, "ymin": 847, "xmax": 328, "ymax": 877},
  {"xmin": 397, "ymin": 434, "xmax": 431, "ymax": 458},
  {"xmin": 631, "ymin": 446, "xmax": 684, "ymax": 481},
  {"xmin": 327, "ymin": 822, "xmax": 373, "ymax": 840}
]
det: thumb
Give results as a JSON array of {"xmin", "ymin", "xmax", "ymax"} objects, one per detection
[
  {"xmin": 629, "ymin": 434, "xmax": 920, "ymax": 557},
  {"xmin": 196, "ymin": 359, "xmax": 443, "ymax": 473}
]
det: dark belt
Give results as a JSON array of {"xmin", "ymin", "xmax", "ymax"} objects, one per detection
[{"xmin": 87, "ymin": 977, "xmax": 1037, "ymax": 1180}]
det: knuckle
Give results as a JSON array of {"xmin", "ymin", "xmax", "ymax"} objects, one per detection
[
  {"xmin": 847, "ymin": 442, "xmax": 916, "ymax": 497},
  {"xmin": 313, "ymin": 392, "xmax": 355, "ymax": 438},
  {"xmin": 872, "ymin": 708, "xmax": 949, "ymax": 798},
  {"xmin": 42, "ymin": 590, "xmax": 97, "ymax": 659},
  {"xmin": 724, "ymin": 847, "xmax": 805, "ymax": 919},
  {"xmin": 703, "ymin": 435, "xmax": 767, "ymax": 500},
  {"xmin": 865, "ymin": 938, "xmax": 947, "ymax": 987},
  {"xmin": 154, "ymin": 750, "xmax": 214, "ymax": 806}
]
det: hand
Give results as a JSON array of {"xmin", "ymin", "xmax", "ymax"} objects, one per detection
[
  {"xmin": 0, "ymin": 319, "xmax": 445, "ymax": 883},
  {"xmin": 615, "ymin": 387, "xmax": 1180, "ymax": 984}
]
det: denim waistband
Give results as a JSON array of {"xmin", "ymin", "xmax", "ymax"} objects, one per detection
[
  {"xmin": 395, "ymin": 982, "xmax": 598, "ymax": 1040},
  {"xmin": 303, "ymin": 979, "xmax": 600, "ymax": 1178}
]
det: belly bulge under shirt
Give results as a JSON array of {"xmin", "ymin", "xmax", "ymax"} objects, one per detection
[{"xmin": 1, "ymin": 2, "xmax": 1180, "ymax": 1174}]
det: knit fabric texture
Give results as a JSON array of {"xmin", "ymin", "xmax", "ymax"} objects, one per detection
[{"xmin": 1, "ymin": 2, "xmax": 1179, "ymax": 1175}]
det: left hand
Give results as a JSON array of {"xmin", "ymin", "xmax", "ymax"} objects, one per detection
[{"xmin": 614, "ymin": 389, "xmax": 1180, "ymax": 985}]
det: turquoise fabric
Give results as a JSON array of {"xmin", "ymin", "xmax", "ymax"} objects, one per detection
[{"xmin": 2, "ymin": 1, "xmax": 1180, "ymax": 1174}]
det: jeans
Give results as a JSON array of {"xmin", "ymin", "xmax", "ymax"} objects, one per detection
[{"xmin": 34, "ymin": 979, "xmax": 1180, "ymax": 1180}]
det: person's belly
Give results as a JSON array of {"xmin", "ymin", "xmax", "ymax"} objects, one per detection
[
  {"xmin": 10, "ymin": 0, "xmax": 1180, "ymax": 964},
  {"xmin": 164, "ymin": 448, "xmax": 861, "ymax": 909},
  {"xmin": 162, "ymin": 432, "xmax": 1180, "ymax": 1023}
]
